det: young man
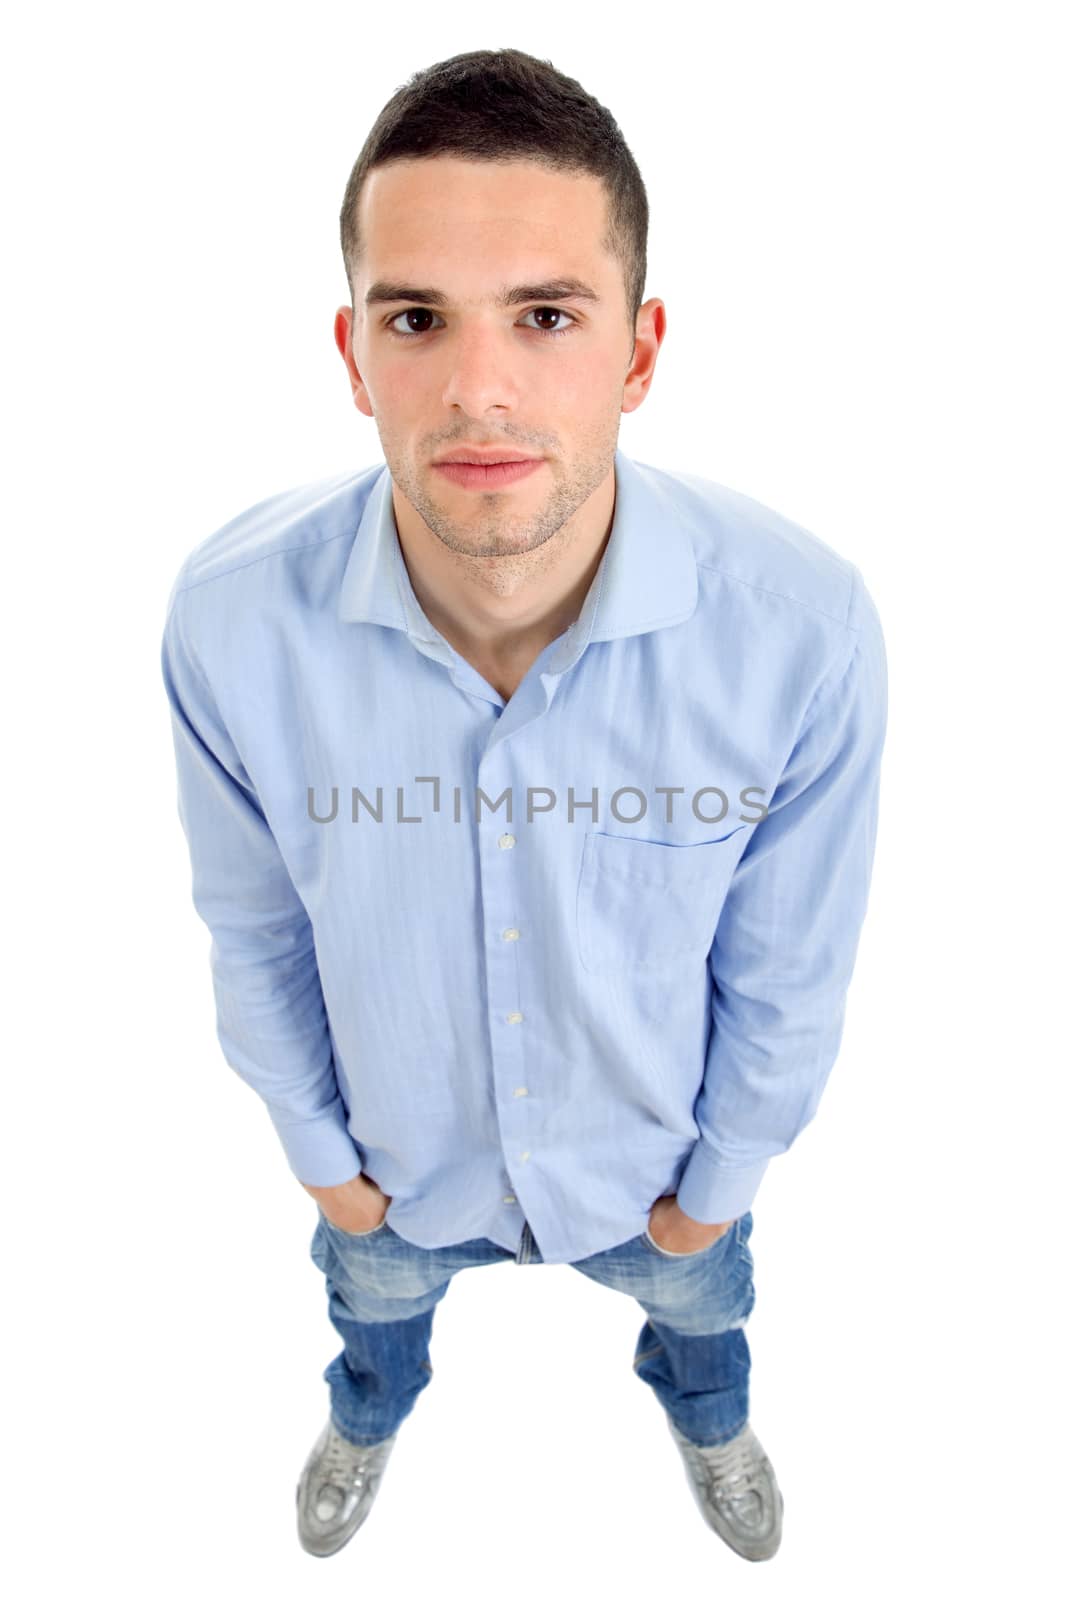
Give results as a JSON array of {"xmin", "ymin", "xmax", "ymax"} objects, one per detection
[{"xmin": 161, "ymin": 48, "xmax": 888, "ymax": 1565}]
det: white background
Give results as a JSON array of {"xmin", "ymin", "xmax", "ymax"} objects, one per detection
[{"xmin": 4, "ymin": 2, "xmax": 1064, "ymax": 1593}]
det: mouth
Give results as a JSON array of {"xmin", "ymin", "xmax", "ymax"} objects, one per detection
[{"xmin": 432, "ymin": 458, "xmax": 545, "ymax": 491}]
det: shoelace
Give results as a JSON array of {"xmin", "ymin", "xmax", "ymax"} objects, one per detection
[
  {"xmin": 692, "ymin": 1432, "xmax": 763, "ymax": 1501},
  {"xmin": 320, "ymin": 1430, "xmax": 372, "ymax": 1495}
]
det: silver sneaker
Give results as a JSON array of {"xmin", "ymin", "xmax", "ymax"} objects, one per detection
[
  {"xmin": 296, "ymin": 1417, "xmax": 398, "ymax": 1557},
  {"xmin": 666, "ymin": 1415, "xmax": 783, "ymax": 1560}
]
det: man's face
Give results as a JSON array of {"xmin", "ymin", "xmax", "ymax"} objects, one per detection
[{"xmin": 335, "ymin": 156, "xmax": 663, "ymax": 562}]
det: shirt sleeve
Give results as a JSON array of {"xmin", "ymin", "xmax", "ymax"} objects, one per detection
[
  {"xmin": 160, "ymin": 585, "xmax": 363, "ymax": 1188},
  {"xmin": 674, "ymin": 565, "xmax": 889, "ymax": 1225}
]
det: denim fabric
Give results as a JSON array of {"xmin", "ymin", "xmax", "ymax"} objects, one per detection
[{"xmin": 309, "ymin": 1207, "xmax": 756, "ymax": 1449}]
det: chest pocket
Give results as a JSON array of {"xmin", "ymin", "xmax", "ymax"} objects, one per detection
[{"xmin": 576, "ymin": 826, "xmax": 747, "ymax": 978}]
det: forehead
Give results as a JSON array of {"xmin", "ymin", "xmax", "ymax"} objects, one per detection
[{"xmin": 357, "ymin": 156, "xmax": 613, "ymax": 282}]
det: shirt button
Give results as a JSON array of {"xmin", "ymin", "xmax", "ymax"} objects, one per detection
[
  {"xmin": 503, "ymin": 1194, "xmax": 516, "ymax": 1203},
  {"xmin": 506, "ymin": 1011, "xmax": 523, "ymax": 1024},
  {"xmin": 519, "ymin": 1151, "xmax": 530, "ymax": 1161},
  {"xmin": 502, "ymin": 927, "xmax": 520, "ymax": 940},
  {"xmin": 513, "ymin": 1086, "xmax": 529, "ymax": 1097},
  {"xmin": 498, "ymin": 833, "xmax": 516, "ymax": 849}
]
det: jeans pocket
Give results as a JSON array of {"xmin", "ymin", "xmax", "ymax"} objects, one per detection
[
  {"xmin": 319, "ymin": 1205, "xmax": 390, "ymax": 1239},
  {"xmin": 640, "ymin": 1217, "xmax": 736, "ymax": 1259}
]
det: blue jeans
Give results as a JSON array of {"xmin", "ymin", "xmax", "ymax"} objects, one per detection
[{"xmin": 309, "ymin": 1207, "xmax": 756, "ymax": 1449}]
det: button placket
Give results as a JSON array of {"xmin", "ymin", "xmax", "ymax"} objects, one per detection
[{"xmin": 485, "ymin": 821, "xmax": 532, "ymax": 1215}]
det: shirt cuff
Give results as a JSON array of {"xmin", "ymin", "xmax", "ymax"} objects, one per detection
[
  {"xmin": 268, "ymin": 1101, "xmax": 364, "ymax": 1188},
  {"xmin": 674, "ymin": 1140, "xmax": 770, "ymax": 1223}
]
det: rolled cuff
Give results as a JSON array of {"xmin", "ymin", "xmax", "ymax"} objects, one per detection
[
  {"xmin": 268, "ymin": 1099, "xmax": 363, "ymax": 1188},
  {"xmin": 674, "ymin": 1141, "xmax": 771, "ymax": 1224}
]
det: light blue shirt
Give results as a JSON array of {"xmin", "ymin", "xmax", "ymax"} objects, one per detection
[{"xmin": 161, "ymin": 447, "xmax": 888, "ymax": 1265}]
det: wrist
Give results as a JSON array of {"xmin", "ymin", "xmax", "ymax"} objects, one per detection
[{"xmin": 670, "ymin": 1197, "xmax": 729, "ymax": 1234}]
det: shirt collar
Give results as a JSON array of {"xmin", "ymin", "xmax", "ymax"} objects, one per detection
[{"xmin": 337, "ymin": 445, "xmax": 698, "ymax": 678}]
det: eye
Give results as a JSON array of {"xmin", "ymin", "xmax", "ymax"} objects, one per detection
[
  {"xmin": 384, "ymin": 308, "xmax": 443, "ymax": 338},
  {"xmin": 383, "ymin": 306, "xmax": 578, "ymax": 340},
  {"xmin": 518, "ymin": 307, "xmax": 577, "ymax": 338}
]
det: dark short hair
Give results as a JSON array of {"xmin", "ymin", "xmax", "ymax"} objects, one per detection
[{"xmin": 339, "ymin": 48, "xmax": 649, "ymax": 341}]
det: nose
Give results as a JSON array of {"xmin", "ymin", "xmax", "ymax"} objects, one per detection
[{"xmin": 439, "ymin": 320, "xmax": 521, "ymax": 417}]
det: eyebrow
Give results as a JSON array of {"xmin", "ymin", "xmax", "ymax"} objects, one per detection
[{"xmin": 364, "ymin": 276, "xmax": 602, "ymax": 310}]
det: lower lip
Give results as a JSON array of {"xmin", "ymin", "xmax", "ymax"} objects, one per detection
[{"xmin": 433, "ymin": 458, "xmax": 544, "ymax": 490}]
